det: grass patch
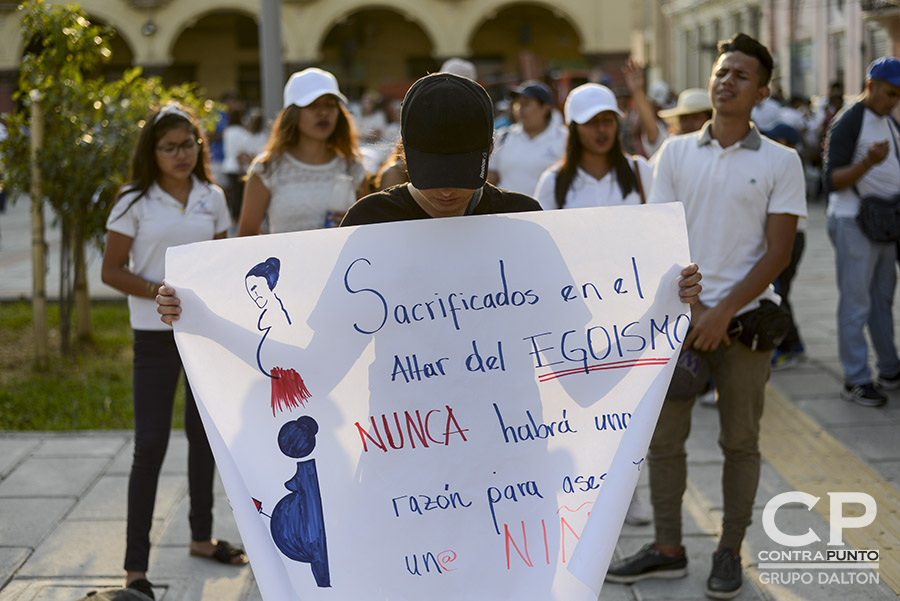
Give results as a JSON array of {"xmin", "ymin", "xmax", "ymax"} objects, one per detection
[{"xmin": 0, "ymin": 300, "xmax": 185, "ymax": 430}]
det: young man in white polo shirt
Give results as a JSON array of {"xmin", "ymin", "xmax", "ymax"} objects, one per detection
[
  {"xmin": 605, "ymin": 33, "xmax": 806, "ymax": 599},
  {"xmin": 823, "ymin": 57, "xmax": 900, "ymax": 407}
]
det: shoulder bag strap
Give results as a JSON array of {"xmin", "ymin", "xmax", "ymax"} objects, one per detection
[{"xmin": 633, "ymin": 157, "xmax": 646, "ymax": 204}]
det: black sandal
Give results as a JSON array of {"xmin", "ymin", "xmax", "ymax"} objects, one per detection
[{"xmin": 190, "ymin": 540, "xmax": 248, "ymax": 565}]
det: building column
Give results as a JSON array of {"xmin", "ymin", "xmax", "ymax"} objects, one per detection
[{"xmin": 845, "ymin": 1, "xmax": 863, "ymax": 93}]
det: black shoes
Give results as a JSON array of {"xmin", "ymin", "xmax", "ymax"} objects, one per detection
[
  {"xmin": 842, "ymin": 382, "xmax": 887, "ymax": 407},
  {"xmin": 605, "ymin": 544, "xmax": 743, "ymax": 600},
  {"xmin": 126, "ymin": 578, "xmax": 155, "ymax": 600},
  {"xmin": 706, "ymin": 548, "xmax": 742, "ymax": 599},
  {"xmin": 605, "ymin": 543, "xmax": 688, "ymax": 583}
]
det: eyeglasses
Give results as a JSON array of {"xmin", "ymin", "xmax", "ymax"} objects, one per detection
[{"xmin": 156, "ymin": 139, "xmax": 200, "ymax": 157}]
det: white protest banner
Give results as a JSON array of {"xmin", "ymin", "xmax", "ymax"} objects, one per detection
[{"xmin": 166, "ymin": 203, "xmax": 690, "ymax": 601}]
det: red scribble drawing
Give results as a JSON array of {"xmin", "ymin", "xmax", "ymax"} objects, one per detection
[{"xmin": 538, "ymin": 357, "xmax": 671, "ymax": 382}]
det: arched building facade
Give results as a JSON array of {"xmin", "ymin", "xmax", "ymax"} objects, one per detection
[{"xmin": 0, "ymin": 0, "xmax": 640, "ymax": 112}]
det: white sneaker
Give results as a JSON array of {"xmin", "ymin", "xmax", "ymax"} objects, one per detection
[
  {"xmin": 625, "ymin": 491, "xmax": 652, "ymax": 526},
  {"xmin": 698, "ymin": 388, "xmax": 717, "ymax": 406}
]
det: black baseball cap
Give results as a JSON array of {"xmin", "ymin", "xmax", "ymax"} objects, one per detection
[{"xmin": 401, "ymin": 72, "xmax": 493, "ymax": 190}]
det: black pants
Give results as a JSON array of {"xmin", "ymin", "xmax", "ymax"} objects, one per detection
[
  {"xmin": 774, "ymin": 231, "xmax": 806, "ymax": 352},
  {"xmin": 226, "ymin": 173, "xmax": 245, "ymax": 222},
  {"xmin": 124, "ymin": 329, "xmax": 215, "ymax": 572}
]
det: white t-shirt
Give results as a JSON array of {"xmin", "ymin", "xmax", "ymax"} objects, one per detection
[
  {"xmin": 826, "ymin": 108, "xmax": 900, "ymax": 218},
  {"xmin": 222, "ymin": 125, "xmax": 249, "ymax": 174},
  {"xmin": 358, "ymin": 111, "xmax": 388, "ymax": 141},
  {"xmin": 223, "ymin": 126, "xmax": 268, "ymax": 175},
  {"xmin": 490, "ymin": 123, "xmax": 568, "ymax": 196},
  {"xmin": 249, "ymin": 153, "xmax": 367, "ymax": 233},
  {"xmin": 106, "ymin": 177, "xmax": 231, "ymax": 330},
  {"xmin": 640, "ymin": 120, "xmax": 669, "ymax": 159},
  {"xmin": 751, "ymin": 97, "xmax": 782, "ymax": 131},
  {"xmin": 534, "ymin": 156, "xmax": 653, "ymax": 210},
  {"xmin": 650, "ymin": 124, "xmax": 807, "ymax": 314}
]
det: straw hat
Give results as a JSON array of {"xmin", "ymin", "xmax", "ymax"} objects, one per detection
[{"xmin": 658, "ymin": 88, "xmax": 712, "ymax": 122}]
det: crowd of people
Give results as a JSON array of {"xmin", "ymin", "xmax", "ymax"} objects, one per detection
[{"xmin": 97, "ymin": 30, "xmax": 900, "ymax": 601}]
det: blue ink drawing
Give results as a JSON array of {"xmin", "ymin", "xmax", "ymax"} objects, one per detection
[
  {"xmin": 245, "ymin": 257, "xmax": 311, "ymax": 415},
  {"xmin": 269, "ymin": 416, "xmax": 330, "ymax": 587}
]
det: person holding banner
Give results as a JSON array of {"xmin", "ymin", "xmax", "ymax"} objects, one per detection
[
  {"xmin": 605, "ymin": 33, "xmax": 805, "ymax": 600},
  {"xmin": 534, "ymin": 83, "xmax": 653, "ymax": 211},
  {"xmin": 238, "ymin": 68, "xmax": 369, "ymax": 234},
  {"xmin": 154, "ymin": 74, "xmax": 705, "ymax": 589},
  {"xmin": 102, "ymin": 103, "xmax": 245, "ymax": 598}
]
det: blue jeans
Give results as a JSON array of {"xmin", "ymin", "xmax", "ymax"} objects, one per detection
[
  {"xmin": 827, "ymin": 216, "xmax": 900, "ymax": 386},
  {"xmin": 125, "ymin": 329, "xmax": 215, "ymax": 572}
]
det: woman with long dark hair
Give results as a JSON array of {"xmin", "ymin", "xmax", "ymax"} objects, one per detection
[
  {"xmin": 535, "ymin": 83, "xmax": 653, "ymax": 211},
  {"xmin": 534, "ymin": 83, "xmax": 655, "ymax": 528},
  {"xmin": 101, "ymin": 103, "xmax": 244, "ymax": 598},
  {"xmin": 238, "ymin": 68, "xmax": 369, "ymax": 234}
]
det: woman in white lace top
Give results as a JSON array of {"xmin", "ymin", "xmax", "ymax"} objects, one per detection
[{"xmin": 239, "ymin": 68, "xmax": 369, "ymax": 234}]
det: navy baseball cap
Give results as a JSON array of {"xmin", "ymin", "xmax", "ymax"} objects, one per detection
[
  {"xmin": 763, "ymin": 124, "xmax": 800, "ymax": 147},
  {"xmin": 401, "ymin": 72, "xmax": 493, "ymax": 190},
  {"xmin": 511, "ymin": 80, "xmax": 554, "ymax": 106},
  {"xmin": 866, "ymin": 57, "xmax": 900, "ymax": 86}
]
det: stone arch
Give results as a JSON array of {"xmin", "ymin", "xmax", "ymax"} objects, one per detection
[
  {"xmin": 284, "ymin": 1, "xmax": 435, "ymax": 65},
  {"xmin": 159, "ymin": 1, "xmax": 258, "ymax": 66},
  {"xmin": 4, "ymin": 2, "xmax": 141, "ymax": 68},
  {"xmin": 315, "ymin": 5, "xmax": 436, "ymax": 98},
  {"xmin": 460, "ymin": 0, "xmax": 587, "ymax": 57},
  {"xmin": 167, "ymin": 7, "xmax": 261, "ymax": 102},
  {"xmin": 461, "ymin": 1, "xmax": 587, "ymax": 97}
]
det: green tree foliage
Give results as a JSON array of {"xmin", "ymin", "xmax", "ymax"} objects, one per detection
[{"xmin": 0, "ymin": 0, "xmax": 219, "ymax": 356}]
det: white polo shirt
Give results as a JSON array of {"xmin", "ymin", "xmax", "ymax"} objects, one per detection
[
  {"xmin": 649, "ymin": 124, "xmax": 806, "ymax": 314},
  {"xmin": 490, "ymin": 122, "xmax": 568, "ymax": 196},
  {"xmin": 826, "ymin": 108, "xmax": 900, "ymax": 218},
  {"xmin": 106, "ymin": 177, "xmax": 231, "ymax": 330},
  {"xmin": 534, "ymin": 156, "xmax": 653, "ymax": 210}
]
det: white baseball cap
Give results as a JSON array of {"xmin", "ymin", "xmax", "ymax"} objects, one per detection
[
  {"xmin": 283, "ymin": 68, "xmax": 348, "ymax": 109},
  {"xmin": 564, "ymin": 83, "xmax": 623, "ymax": 124},
  {"xmin": 439, "ymin": 57, "xmax": 478, "ymax": 81}
]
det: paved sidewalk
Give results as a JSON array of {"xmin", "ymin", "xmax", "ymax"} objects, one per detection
[{"xmin": 2, "ymin": 198, "xmax": 900, "ymax": 600}]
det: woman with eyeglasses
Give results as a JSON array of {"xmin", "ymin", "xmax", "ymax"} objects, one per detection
[
  {"xmin": 239, "ymin": 67, "xmax": 369, "ymax": 234},
  {"xmin": 101, "ymin": 103, "xmax": 245, "ymax": 598}
]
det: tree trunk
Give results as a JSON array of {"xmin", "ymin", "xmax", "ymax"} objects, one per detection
[
  {"xmin": 59, "ymin": 219, "xmax": 72, "ymax": 356},
  {"xmin": 29, "ymin": 100, "xmax": 49, "ymax": 369},
  {"xmin": 74, "ymin": 216, "xmax": 92, "ymax": 341}
]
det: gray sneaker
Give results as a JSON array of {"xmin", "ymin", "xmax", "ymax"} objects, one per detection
[
  {"xmin": 605, "ymin": 543, "xmax": 687, "ymax": 583},
  {"xmin": 877, "ymin": 370, "xmax": 900, "ymax": 391}
]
